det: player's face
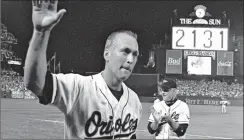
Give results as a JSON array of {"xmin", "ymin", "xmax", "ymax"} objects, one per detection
[
  {"xmin": 107, "ymin": 33, "xmax": 139, "ymax": 81},
  {"xmin": 158, "ymin": 87, "xmax": 177, "ymax": 102}
]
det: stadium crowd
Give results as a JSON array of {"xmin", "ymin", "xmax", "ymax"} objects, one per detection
[
  {"xmin": 1, "ymin": 69, "xmax": 35, "ymax": 99},
  {"xmin": 176, "ymin": 79, "xmax": 243, "ymax": 98},
  {"xmin": 1, "ymin": 70, "xmax": 243, "ymax": 99},
  {"xmin": 1, "ymin": 70, "xmax": 24, "ymax": 92}
]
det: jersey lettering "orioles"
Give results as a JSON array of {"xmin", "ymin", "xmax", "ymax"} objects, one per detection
[{"xmin": 85, "ymin": 111, "xmax": 138, "ymax": 137}]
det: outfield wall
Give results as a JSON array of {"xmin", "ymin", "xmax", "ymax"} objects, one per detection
[
  {"xmin": 139, "ymin": 96, "xmax": 243, "ymax": 106},
  {"xmin": 124, "ymin": 73, "xmax": 159, "ymax": 97},
  {"xmin": 1, "ymin": 91, "xmax": 242, "ymax": 106},
  {"xmin": 1, "ymin": 90, "xmax": 36, "ymax": 99},
  {"xmin": 179, "ymin": 96, "xmax": 243, "ymax": 106}
]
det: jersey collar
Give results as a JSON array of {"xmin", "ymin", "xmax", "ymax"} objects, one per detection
[
  {"xmin": 169, "ymin": 100, "xmax": 181, "ymax": 111},
  {"xmin": 93, "ymin": 72, "xmax": 129, "ymax": 111}
]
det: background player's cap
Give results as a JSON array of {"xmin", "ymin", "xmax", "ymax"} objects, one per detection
[{"xmin": 158, "ymin": 78, "xmax": 177, "ymax": 90}]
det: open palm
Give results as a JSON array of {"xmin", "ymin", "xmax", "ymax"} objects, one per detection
[
  {"xmin": 151, "ymin": 107, "xmax": 163, "ymax": 123},
  {"xmin": 32, "ymin": 0, "xmax": 66, "ymax": 31}
]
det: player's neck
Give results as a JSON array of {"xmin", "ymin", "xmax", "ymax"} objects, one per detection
[
  {"xmin": 101, "ymin": 70, "xmax": 122, "ymax": 91},
  {"xmin": 165, "ymin": 98, "xmax": 178, "ymax": 106}
]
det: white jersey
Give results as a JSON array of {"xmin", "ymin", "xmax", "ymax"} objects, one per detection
[
  {"xmin": 148, "ymin": 100, "xmax": 190, "ymax": 139},
  {"xmin": 220, "ymin": 100, "xmax": 229, "ymax": 106},
  {"xmin": 50, "ymin": 72, "xmax": 142, "ymax": 139}
]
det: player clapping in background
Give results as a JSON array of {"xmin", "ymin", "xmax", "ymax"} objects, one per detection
[
  {"xmin": 24, "ymin": 0, "xmax": 142, "ymax": 139},
  {"xmin": 147, "ymin": 78, "xmax": 190, "ymax": 139}
]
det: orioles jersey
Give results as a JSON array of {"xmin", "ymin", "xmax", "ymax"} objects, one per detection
[
  {"xmin": 220, "ymin": 100, "xmax": 229, "ymax": 106},
  {"xmin": 41, "ymin": 72, "xmax": 142, "ymax": 139},
  {"xmin": 148, "ymin": 100, "xmax": 190, "ymax": 139}
]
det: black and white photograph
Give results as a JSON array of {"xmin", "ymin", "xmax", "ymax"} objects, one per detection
[{"xmin": 1, "ymin": 0, "xmax": 243, "ymax": 139}]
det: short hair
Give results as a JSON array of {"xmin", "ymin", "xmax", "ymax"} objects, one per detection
[{"xmin": 104, "ymin": 30, "xmax": 138, "ymax": 50}]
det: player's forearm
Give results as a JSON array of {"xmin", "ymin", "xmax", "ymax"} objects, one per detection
[
  {"xmin": 24, "ymin": 30, "xmax": 50, "ymax": 95},
  {"xmin": 149, "ymin": 122, "xmax": 159, "ymax": 131}
]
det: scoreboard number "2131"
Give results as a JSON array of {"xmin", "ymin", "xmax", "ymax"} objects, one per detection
[{"xmin": 172, "ymin": 27, "xmax": 228, "ymax": 51}]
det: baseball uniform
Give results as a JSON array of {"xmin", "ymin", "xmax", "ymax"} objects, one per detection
[
  {"xmin": 220, "ymin": 100, "xmax": 228, "ymax": 113},
  {"xmin": 38, "ymin": 71, "xmax": 142, "ymax": 139},
  {"xmin": 148, "ymin": 100, "xmax": 190, "ymax": 139}
]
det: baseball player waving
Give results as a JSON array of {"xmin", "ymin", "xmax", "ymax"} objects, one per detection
[
  {"xmin": 147, "ymin": 78, "xmax": 190, "ymax": 139},
  {"xmin": 24, "ymin": 0, "xmax": 142, "ymax": 139}
]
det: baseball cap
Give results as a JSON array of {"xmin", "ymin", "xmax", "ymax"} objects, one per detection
[{"xmin": 158, "ymin": 78, "xmax": 177, "ymax": 91}]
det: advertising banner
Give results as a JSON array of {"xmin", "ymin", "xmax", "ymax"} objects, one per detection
[
  {"xmin": 217, "ymin": 51, "xmax": 233, "ymax": 76},
  {"xmin": 184, "ymin": 50, "xmax": 216, "ymax": 60},
  {"xmin": 179, "ymin": 96, "xmax": 242, "ymax": 107},
  {"xmin": 166, "ymin": 50, "xmax": 182, "ymax": 74},
  {"xmin": 11, "ymin": 90, "xmax": 24, "ymax": 99},
  {"xmin": 139, "ymin": 96, "xmax": 242, "ymax": 106}
]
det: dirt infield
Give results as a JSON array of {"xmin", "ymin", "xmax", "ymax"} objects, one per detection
[{"xmin": 1, "ymin": 99, "xmax": 243, "ymax": 139}]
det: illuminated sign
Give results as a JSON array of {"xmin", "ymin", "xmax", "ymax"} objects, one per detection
[
  {"xmin": 166, "ymin": 50, "xmax": 182, "ymax": 74},
  {"xmin": 179, "ymin": 5, "xmax": 222, "ymax": 25},
  {"xmin": 184, "ymin": 50, "xmax": 215, "ymax": 60},
  {"xmin": 172, "ymin": 27, "xmax": 228, "ymax": 50},
  {"xmin": 217, "ymin": 51, "xmax": 233, "ymax": 76},
  {"xmin": 187, "ymin": 56, "xmax": 212, "ymax": 75}
]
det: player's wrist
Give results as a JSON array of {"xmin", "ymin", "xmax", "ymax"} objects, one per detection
[
  {"xmin": 167, "ymin": 118, "xmax": 179, "ymax": 131},
  {"xmin": 151, "ymin": 122, "xmax": 159, "ymax": 130},
  {"xmin": 33, "ymin": 28, "xmax": 51, "ymax": 35},
  {"xmin": 32, "ymin": 29, "xmax": 51, "ymax": 42}
]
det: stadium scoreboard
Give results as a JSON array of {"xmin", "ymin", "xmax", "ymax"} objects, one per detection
[
  {"xmin": 172, "ymin": 27, "xmax": 228, "ymax": 51},
  {"xmin": 161, "ymin": 4, "xmax": 233, "ymax": 76}
]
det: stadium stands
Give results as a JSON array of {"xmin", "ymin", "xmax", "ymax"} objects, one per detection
[
  {"xmin": 1, "ymin": 70, "xmax": 36, "ymax": 99},
  {"xmin": 176, "ymin": 79, "xmax": 243, "ymax": 98}
]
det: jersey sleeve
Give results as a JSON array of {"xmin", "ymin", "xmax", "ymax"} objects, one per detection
[
  {"xmin": 40, "ymin": 71, "xmax": 85, "ymax": 114},
  {"xmin": 178, "ymin": 103, "xmax": 190, "ymax": 124}
]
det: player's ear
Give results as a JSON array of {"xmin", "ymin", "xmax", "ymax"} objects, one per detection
[{"xmin": 104, "ymin": 49, "xmax": 110, "ymax": 62}]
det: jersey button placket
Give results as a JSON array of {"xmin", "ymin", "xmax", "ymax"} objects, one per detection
[
  {"xmin": 168, "ymin": 108, "xmax": 170, "ymax": 139},
  {"xmin": 111, "ymin": 127, "xmax": 115, "ymax": 139}
]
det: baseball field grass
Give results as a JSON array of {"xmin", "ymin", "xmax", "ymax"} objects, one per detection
[{"xmin": 1, "ymin": 98, "xmax": 243, "ymax": 139}]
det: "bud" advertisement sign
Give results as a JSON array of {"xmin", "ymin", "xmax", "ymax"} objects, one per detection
[
  {"xmin": 217, "ymin": 51, "xmax": 233, "ymax": 76},
  {"xmin": 166, "ymin": 50, "xmax": 182, "ymax": 74}
]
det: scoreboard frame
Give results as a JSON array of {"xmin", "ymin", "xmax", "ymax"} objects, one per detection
[{"xmin": 172, "ymin": 26, "xmax": 229, "ymax": 51}]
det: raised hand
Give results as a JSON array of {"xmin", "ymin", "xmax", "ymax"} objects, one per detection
[
  {"xmin": 150, "ymin": 106, "xmax": 163, "ymax": 123},
  {"xmin": 32, "ymin": 0, "xmax": 66, "ymax": 32}
]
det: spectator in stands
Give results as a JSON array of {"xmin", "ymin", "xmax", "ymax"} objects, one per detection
[
  {"xmin": 1, "ymin": 69, "xmax": 243, "ymax": 99},
  {"xmin": 175, "ymin": 79, "xmax": 243, "ymax": 98},
  {"xmin": 1, "ymin": 69, "xmax": 36, "ymax": 99}
]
